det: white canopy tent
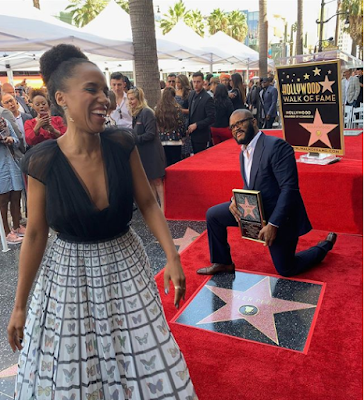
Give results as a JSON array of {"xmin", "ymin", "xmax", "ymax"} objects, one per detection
[
  {"xmin": 81, "ymin": 1, "xmax": 212, "ymax": 65},
  {"xmin": 0, "ymin": 2, "xmax": 134, "ymax": 59}
]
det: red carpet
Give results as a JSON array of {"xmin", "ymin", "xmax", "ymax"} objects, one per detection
[
  {"xmin": 156, "ymin": 229, "xmax": 363, "ymax": 400},
  {"xmin": 165, "ymin": 131, "xmax": 363, "ymax": 235}
]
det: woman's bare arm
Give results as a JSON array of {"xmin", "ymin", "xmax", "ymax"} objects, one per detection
[
  {"xmin": 129, "ymin": 148, "xmax": 185, "ymax": 307},
  {"xmin": 7, "ymin": 177, "xmax": 49, "ymax": 351}
]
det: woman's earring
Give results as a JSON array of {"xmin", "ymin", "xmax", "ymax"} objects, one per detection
[{"xmin": 63, "ymin": 105, "xmax": 74, "ymax": 122}]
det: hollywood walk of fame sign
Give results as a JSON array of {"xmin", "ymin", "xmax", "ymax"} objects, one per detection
[
  {"xmin": 173, "ymin": 272, "xmax": 325, "ymax": 353},
  {"xmin": 233, "ymin": 189, "xmax": 266, "ymax": 243},
  {"xmin": 276, "ymin": 60, "xmax": 344, "ymax": 155}
]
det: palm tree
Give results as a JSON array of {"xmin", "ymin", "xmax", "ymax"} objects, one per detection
[
  {"xmin": 159, "ymin": 0, "xmax": 188, "ymax": 34},
  {"xmin": 226, "ymin": 10, "xmax": 248, "ymax": 42},
  {"xmin": 129, "ymin": 0, "xmax": 161, "ymax": 108},
  {"xmin": 207, "ymin": 9, "xmax": 228, "ymax": 35},
  {"xmin": 65, "ymin": 0, "xmax": 107, "ymax": 27},
  {"xmin": 296, "ymin": 0, "xmax": 304, "ymax": 55},
  {"xmin": 340, "ymin": 0, "xmax": 363, "ymax": 57},
  {"xmin": 115, "ymin": 0, "xmax": 129, "ymax": 13},
  {"xmin": 33, "ymin": 0, "xmax": 40, "ymax": 9},
  {"xmin": 184, "ymin": 9, "xmax": 205, "ymax": 37},
  {"xmin": 259, "ymin": 0, "xmax": 268, "ymax": 77}
]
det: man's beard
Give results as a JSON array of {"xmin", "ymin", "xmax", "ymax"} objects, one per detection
[{"xmin": 234, "ymin": 122, "xmax": 255, "ymax": 145}]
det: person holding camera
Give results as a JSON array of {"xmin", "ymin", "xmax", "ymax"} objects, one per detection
[{"xmin": 24, "ymin": 89, "xmax": 66, "ymax": 146}]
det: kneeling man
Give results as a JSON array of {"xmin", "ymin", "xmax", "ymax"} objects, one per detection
[{"xmin": 197, "ymin": 109, "xmax": 336, "ymax": 277}]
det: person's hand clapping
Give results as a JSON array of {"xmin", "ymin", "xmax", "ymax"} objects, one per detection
[{"xmin": 163, "ymin": 255, "xmax": 186, "ymax": 309}]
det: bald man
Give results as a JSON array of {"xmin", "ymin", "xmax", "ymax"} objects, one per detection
[
  {"xmin": 2, "ymin": 83, "xmax": 36, "ymax": 117},
  {"xmin": 197, "ymin": 109, "xmax": 337, "ymax": 277}
]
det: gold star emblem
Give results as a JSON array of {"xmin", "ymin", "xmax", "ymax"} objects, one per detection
[
  {"xmin": 286, "ymin": 74, "xmax": 290, "ymax": 79},
  {"xmin": 313, "ymin": 67, "xmax": 321, "ymax": 76},
  {"xmin": 303, "ymin": 73, "xmax": 310, "ymax": 80}
]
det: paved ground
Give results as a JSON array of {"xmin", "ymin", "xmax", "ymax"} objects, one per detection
[{"xmin": 0, "ymin": 209, "xmax": 206, "ymax": 399}]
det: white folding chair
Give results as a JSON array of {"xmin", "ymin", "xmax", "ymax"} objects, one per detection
[
  {"xmin": 352, "ymin": 106, "xmax": 363, "ymax": 128},
  {"xmin": 344, "ymin": 106, "xmax": 353, "ymax": 128}
]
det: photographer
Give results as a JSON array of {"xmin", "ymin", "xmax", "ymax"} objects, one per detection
[{"xmin": 24, "ymin": 89, "xmax": 66, "ymax": 146}]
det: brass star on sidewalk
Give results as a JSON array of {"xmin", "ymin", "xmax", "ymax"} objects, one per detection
[
  {"xmin": 173, "ymin": 227, "xmax": 200, "ymax": 253},
  {"xmin": 299, "ymin": 109, "xmax": 337, "ymax": 148},
  {"xmin": 319, "ymin": 75, "xmax": 335, "ymax": 93},
  {"xmin": 196, "ymin": 277, "xmax": 316, "ymax": 344}
]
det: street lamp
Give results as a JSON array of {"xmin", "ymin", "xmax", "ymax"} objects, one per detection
[
  {"xmin": 316, "ymin": 0, "xmax": 350, "ymax": 52},
  {"xmin": 314, "ymin": 36, "xmax": 334, "ymax": 53}
]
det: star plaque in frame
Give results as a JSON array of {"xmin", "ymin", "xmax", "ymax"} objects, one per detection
[{"xmin": 233, "ymin": 189, "xmax": 266, "ymax": 243}]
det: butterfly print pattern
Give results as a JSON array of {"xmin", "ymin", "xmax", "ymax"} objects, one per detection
[{"xmin": 14, "ymin": 230, "xmax": 197, "ymax": 399}]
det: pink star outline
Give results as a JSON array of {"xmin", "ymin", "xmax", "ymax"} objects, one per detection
[
  {"xmin": 196, "ymin": 277, "xmax": 316, "ymax": 344},
  {"xmin": 299, "ymin": 108, "xmax": 337, "ymax": 148},
  {"xmin": 238, "ymin": 198, "xmax": 257, "ymax": 218},
  {"xmin": 173, "ymin": 227, "xmax": 200, "ymax": 253}
]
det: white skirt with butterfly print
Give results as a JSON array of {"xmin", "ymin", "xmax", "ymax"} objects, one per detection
[{"xmin": 15, "ymin": 228, "xmax": 198, "ymax": 400}]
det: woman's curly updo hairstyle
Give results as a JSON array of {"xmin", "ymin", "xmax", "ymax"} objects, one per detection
[{"xmin": 39, "ymin": 44, "xmax": 94, "ymax": 117}]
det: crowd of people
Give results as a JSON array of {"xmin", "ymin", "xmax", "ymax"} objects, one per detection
[
  {"xmin": 0, "ymin": 44, "xmax": 361, "ymax": 399},
  {"xmin": 1, "ymin": 66, "xmax": 363, "ymax": 245}
]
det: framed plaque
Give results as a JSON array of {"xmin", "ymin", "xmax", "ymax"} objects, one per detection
[{"xmin": 233, "ymin": 189, "xmax": 266, "ymax": 243}]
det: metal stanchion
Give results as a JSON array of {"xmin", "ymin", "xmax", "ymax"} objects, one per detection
[{"xmin": 0, "ymin": 212, "xmax": 10, "ymax": 252}]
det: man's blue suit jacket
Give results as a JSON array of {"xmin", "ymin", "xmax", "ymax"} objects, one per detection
[{"xmin": 240, "ymin": 132, "xmax": 312, "ymax": 238}]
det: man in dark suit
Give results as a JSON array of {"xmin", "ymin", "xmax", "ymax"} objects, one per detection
[
  {"xmin": 187, "ymin": 71, "xmax": 215, "ymax": 154},
  {"xmin": 260, "ymin": 77, "xmax": 278, "ymax": 129},
  {"xmin": 197, "ymin": 109, "xmax": 337, "ymax": 277}
]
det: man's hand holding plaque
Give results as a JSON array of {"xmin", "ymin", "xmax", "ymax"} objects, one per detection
[{"xmin": 232, "ymin": 189, "xmax": 266, "ymax": 244}]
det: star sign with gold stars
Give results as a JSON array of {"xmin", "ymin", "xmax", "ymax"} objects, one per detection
[
  {"xmin": 238, "ymin": 198, "xmax": 257, "ymax": 219},
  {"xmin": 319, "ymin": 75, "xmax": 335, "ymax": 93},
  {"xmin": 299, "ymin": 109, "xmax": 338, "ymax": 148},
  {"xmin": 303, "ymin": 73, "xmax": 310, "ymax": 80},
  {"xmin": 196, "ymin": 277, "xmax": 316, "ymax": 344},
  {"xmin": 313, "ymin": 67, "xmax": 321, "ymax": 76}
]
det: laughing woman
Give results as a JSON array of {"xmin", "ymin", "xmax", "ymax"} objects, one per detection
[{"xmin": 8, "ymin": 44, "xmax": 197, "ymax": 400}]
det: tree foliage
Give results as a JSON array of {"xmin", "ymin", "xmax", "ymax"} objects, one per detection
[
  {"xmin": 159, "ymin": 0, "xmax": 187, "ymax": 34},
  {"xmin": 207, "ymin": 8, "xmax": 228, "ymax": 35},
  {"xmin": 226, "ymin": 10, "xmax": 247, "ymax": 42},
  {"xmin": 184, "ymin": 9, "xmax": 205, "ymax": 37},
  {"xmin": 340, "ymin": 0, "xmax": 363, "ymax": 48},
  {"xmin": 115, "ymin": 0, "xmax": 129, "ymax": 13},
  {"xmin": 65, "ymin": 0, "xmax": 108, "ymax": 27}
]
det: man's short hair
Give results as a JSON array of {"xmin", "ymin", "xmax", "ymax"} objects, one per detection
[
  {"xmin": 167, "ymin": 73, "xmax": 177, "ymax": 78},
  {"xmin": 192, "ymin": 71, "xmax": 204, "ymax": 80},
  {"xmin": 110, "ymin": 72, "xmax": 124, "ymax": 81}
]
